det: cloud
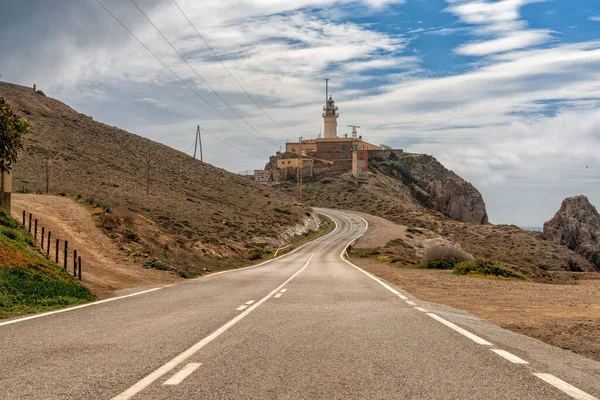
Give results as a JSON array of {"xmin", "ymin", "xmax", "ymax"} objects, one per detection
[
  {"xmin": 446, "ymin": 0, "xmax": 551, "ymax": 56},
  {"xmin": 589, "ymin": 15, "xmax": 600, "ymax": 22}
]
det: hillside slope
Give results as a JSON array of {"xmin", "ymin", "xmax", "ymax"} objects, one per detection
[{"xmin": 0, "ymin": 81, "xmax": 316, "ymax": 274}]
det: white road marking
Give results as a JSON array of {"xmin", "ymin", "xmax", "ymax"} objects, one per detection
[
  {"xmin": 398, "ymin": 294, "xmax": 408, "ymax": 300},
  {"xmin": 245, "ymin": 300, "xmax": 255, "ymax": 305},
  {"xmin": 163, "ymin": 363, "xmax": 202, "ymax": 386},
  {"xmin": 336, "ymin": 214, "xmax": 495, "ymax": 348},
  {"xmin": 274, "ymin": 293, "xmax": 282, "ymax": 298},
  {"xmin": 490, "ymin": 349, "xmax": 529, "ymax": 364},
  {"xmin": 533, "ymin": 373, "xmax": 598, "ymax": 400},
  {"xmin": 0, "ymin": 287, "xmax": 164, "ymax": 328},
  {"xmin": 236, "ymin": 305, "xmax": 247, "ymax": 311},
  {"xmin": 406, "ymin": 301, "xmax": 416, "ymax": 306},
  {"xmin": 415, "ymin": 307, "xmax": 428, "ymax": 312},
  {"xmin": 426, "ymin": 313, "xmax": 493, "ymax": 346},
  {"xmin": 111, "ymin": 225, "xmax": 341, "ymax": 400},
  {"xmin": 280, "ymin": 289, "xmax": 287, "ymax": 293}
]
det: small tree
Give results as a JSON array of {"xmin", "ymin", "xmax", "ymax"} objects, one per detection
[
  {"xmin": 0, "ymin": 97, "xmax": 29, "ymax": 211},
  {"xmin": 379, "ymin": 144, "xmax": 393, "ymax": 150},
  {"xmin": 0, "ymin": 97, "xmax": 29, "ymax": 173}
]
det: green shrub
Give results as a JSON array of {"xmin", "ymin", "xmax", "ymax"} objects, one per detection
[
  {"xmin": 76, "ymin": 194, "xmax": 82, "ymax": 200},
  {"xmin": 301, "ymin": 185, "xmax": 313, "ymax": 193},
  {"xmin": 84, "ymin": 197, "xmax": 94, "ymax": 205},
  {"xmin": 57, "ymin": 192, "xmax": 66, "ymax": 197},
  {"xmin": 274, "ymin": 207, "xmax": 291, "ymax": 215},
  {"xmin": 248, "ymin": 248, "xmax": 264, "ymax": 261},
  {"xmin": 406, "ymin": 228, "xmax": 423, "ymax": 235},
  {"xmin": 1, "ymin": 227, "xmax": 21, "ymax": 241},
  {"xmin": 320, "ymin": 177, "xmax": 333, "ymax": 184},
  {"xmin": 16, "ymin": 186, "xmax": 30, "ymax": 194},
  {"xmin": 122, "ymin": 227, "xmax": 140, "ymax": 242},
  {"xmin": 0, "ymin": 209, "xmax": 21, "ymax": 229},
  {"xmin": 423, "ymin": 259, "xmax": 458, "ymax": 270},
  {"xmin": 143, "ymin": 259, "xmax": 169, "ymax": 271},
  {"xmin": 454, "ymin": 260, "xmax": 526, "ymax": 280},
  {"xmin": 178, "ymin": 269, "xmax": 198, "ymax": 279}
]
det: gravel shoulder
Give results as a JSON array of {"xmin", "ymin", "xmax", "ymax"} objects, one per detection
[{"xmin": 11, "ymin": 194, "xmax": 180, "ymax": 299}]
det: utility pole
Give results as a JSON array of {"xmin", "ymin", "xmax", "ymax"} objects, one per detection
[
  {"xmin": 146, "ymin": 158, "xmax": 150, "ymax": 195},
  {"xmin": 297, "ymin": 136, "xmax": 303, "ymax": 202},
  {"xmin": 193, "ymin": 125, "xmax": 203, "ymax": 162},
  {"xmin": 45, "ymin": 159, "xmax": 49, "ymax": 194}
]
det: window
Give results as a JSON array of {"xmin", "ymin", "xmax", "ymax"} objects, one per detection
[
  {"xmin": 353, "ymin": 145, "xmax": 358, "ymax": 151},
  {"xmin": 342, "ymin": 145, "xmax": 347, "ymax": 151}
]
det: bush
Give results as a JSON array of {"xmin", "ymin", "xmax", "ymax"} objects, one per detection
[
  {"xmin": 423, "ymin": 259, "xmax": 459, "ymax": 270},
  {"xmin": 16, "ymin": 186, "xmax": 30, "ymax": 194},
  {"xmin": 101, "ymin": 213, "xmax": 124, "ymax": 230},
  {"xmin": 178, "ymin": 269, "xmax": 198, "ymax": 279},
  {"xmin": 122, "ymin": 227, "xmax": 140, "ymax": 242},
  {"xmin": 84, "ymin": 197, "xmax": 94, "ymax": 205},
  {"xmin": 423, "ymin": 244, "xmax": 473, "ymax": 263},
  {"xmin": 274, "ymin": 207, "xmax": 291, "ymax": 215},
  {"xmin": 57, "ymin": 192, "xmax": 66, "ymax": 197},
  {"xmin": 144, "ymin": 259, "xmax": 169, "ymax": 271},
  {"xmin": 320, "ymin": 177, "xmax": 333, "ymax": 184},
  {"xmin": 248, "ymin": 248, "xmax": 264, "ymax": 261},
  {"xmin": 454, "ymin": 260, "xmax": 526, "ymax": 280}
]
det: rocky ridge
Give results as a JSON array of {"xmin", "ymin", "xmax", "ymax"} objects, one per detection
[{"xmin": 544, "ymin": 195, "xmax": 600, "ymax": 269}]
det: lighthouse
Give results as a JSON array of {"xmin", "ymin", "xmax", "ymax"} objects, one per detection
[{"xmin": 322, "ymin": 79, "xmax": 339, "ymax": 139}]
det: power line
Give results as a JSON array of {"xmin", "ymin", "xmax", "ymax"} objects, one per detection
[
  {"xmin": 130, "ymin": 0, "xmax": 278, "ymax": 147},
  {"xmin": 171, "ymin": 0, "xmax": 295, "ymax": 137},
  {"xmin": 94, "ymin": 0, "xmax": 274, "ymax": 154},
  {"xmin": 202, "ymin": 127, "xmax": 263, "ymax": 159}
]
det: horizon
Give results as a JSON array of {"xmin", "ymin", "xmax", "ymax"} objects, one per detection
[{"xmin": 1, "ymin": 0, "xmax": 599, "ymax": 226}]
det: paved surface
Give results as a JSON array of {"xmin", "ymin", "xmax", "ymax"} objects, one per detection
[{"xmin": 1, "ymin": 209, "xmax": 599, "ymax": 399}]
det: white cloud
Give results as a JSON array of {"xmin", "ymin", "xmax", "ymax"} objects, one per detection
[
  {"xmin": 446, "ymin": 0, "xmax": 551, "ymax": 55},
  {"xmin": 589, "ymin": 15, "xmax": 600, "ymax": 22}
]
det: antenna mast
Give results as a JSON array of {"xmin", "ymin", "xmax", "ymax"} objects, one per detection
[{"xmin": 347, "ymin": 125, "xmax": 361, "ymax": 139}]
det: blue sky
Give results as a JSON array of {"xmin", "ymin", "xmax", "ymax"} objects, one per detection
[{"xmin": 1, "ymin": 0, "xmax": 600, "ymax": 226}]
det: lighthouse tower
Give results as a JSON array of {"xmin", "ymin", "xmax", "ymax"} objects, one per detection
[{"xmin": 322, "ymin": 80, "xmax": 338, "ymax": 139}]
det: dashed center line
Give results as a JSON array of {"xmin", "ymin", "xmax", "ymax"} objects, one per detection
[
  {"xmin": 406, "ymin": 300, "xmax": 416, "ymax": 306},
  {"xmin": 236, "ymin": 305, "xmax": 247, "ymax": 311},
  {"xmin": 397, "ymin": 294, "xmax": 408, "ymax": 300},
  {"xmin": 490, "ymin": 349, "xmax": 529, "ymax": 365},
  {"xmin": 245, "ymin": 300, "xmax": 255, "ymax": 305},
  {"xmin": 533, "ymin": 373, "xmax": 598, "ymax": 400},
  {"xmin": 426, "ymin": 313, "xmax": 493, "ymax": 346},
  {"xmin": 163, "ymin": 363, "xmax": 202, "ymax": 386},
  {"xmin": 274, "ymin": 293, "xmax": 282, "ymax": 298},
  {"xmin": 280, "ymin": 289, "xmax": 287, "ymax": 293},
  {"xmin": 414, "ymin": 307, "xmax": 428, "ymax": 313}
]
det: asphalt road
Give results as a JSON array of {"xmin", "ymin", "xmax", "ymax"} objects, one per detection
[{"xmin": 1, "ymin": 209, "xmax": 599, "ymax": 399}]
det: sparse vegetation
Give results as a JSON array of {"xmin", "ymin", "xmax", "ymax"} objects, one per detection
[
  {"xmin": 320, "ymin": 177, "xmax": 333, "ymax": 184},
  {"xmin": 84, "ymin": 197, "xmax": 94, "ymax": 205},
  {"xmin": 16, "ymin": 186, "xmax": 30, "ymax": 194},
  {"xmin": 274, "ymin": 207, "xmax": 291, "ymax": 215},
  {"xmin": 423, "ymin": 244, "xmax": 473, "ymax": 263},
  {"xmin": 453, "ymin": 260, "xmax": 526, "ymax": 280},
  {"xmin": 422, "ymin": 259, "xmax": 459, "ymax": 270},
  {"xmin": 144, "ymin": 259, "xmax": 169, "ymax": 271},
  {"xmin": 248, "ymin": 248, "xmax": 264, "ymax": 261},
  {"xmin": 122, "ymin": 227, "xmax": 140, "ymax": 242},
  {"xmin": 178, "ymin": 269, "xmax": 198, "ymax": 279},
  {"xmin": 57, "ymin": 192, "xmax": 66, "ymax": 196}
]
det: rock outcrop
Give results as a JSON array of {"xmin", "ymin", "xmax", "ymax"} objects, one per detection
[
  {"xmin": 544, "ymin": 195, "xmax": 600, "ymax": 269},
  {"xmin": 377, "ymin": 154, "xmax": 489, "ymax": 225}
]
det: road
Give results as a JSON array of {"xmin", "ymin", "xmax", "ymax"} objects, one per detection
[{"xmin": 1, "ymin": 209, "xmax": 599, "ymax": 399}]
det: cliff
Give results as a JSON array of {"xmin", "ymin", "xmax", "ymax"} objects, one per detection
[{"xmin": 544, "ymin": 195, "xmax": 600, "ymax": 269}]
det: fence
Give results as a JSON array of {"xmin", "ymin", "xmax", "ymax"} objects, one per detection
[{"xmin": 21, "ymin": 210, "xmax": 83, "ymax": 281}]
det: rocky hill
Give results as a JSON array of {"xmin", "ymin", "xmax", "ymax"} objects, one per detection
[
  {"xmin": 544, "ymin": 195, "xmax": 600, "ymax": 268},
  {"xmin": 0, "ymin": 81, "xmax": 316, "ymax": 274}
]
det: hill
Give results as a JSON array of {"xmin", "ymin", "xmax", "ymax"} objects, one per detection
[
  {"xmin": 275, "ymin": 153, "xmax": 596, "ymax": 279},
  {"xmin": 0, "ymin": 81, "xmax": 317, "ymax": 277}
]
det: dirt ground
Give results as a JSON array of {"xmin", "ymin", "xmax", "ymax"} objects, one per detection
[{"xmin": 11, "ymin": 194, "xmax": 180, "ymax": 299}]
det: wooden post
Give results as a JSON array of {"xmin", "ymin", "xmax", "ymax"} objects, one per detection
[
  {"xmin": 47, "ymin": 231, "xmax": 51, "ymax": 256},
  {"xmin": 34, "ymin": 219, "xmax": 38, "ymax": 242},
  {"xmin": 41, "ymin": 227, "xmax": 45, "ymax": 249},
  {"xmin": 64, "ymin": 241, "xmax": 68, "ymax": 269},
  {"xmin": 78, "ymin": 257, "xmax": 82, "ymax": 281},
  {"xmin": 22, "ymin": 210, "xmax": 25, "ymax": 226},
  {"xmin": 45, "ymin": 159, "xmax": 49, "ymax": 194},
  {"xmin": 28, "ymin": 213, "xmax": 32, "ymax": 233},
  {"xmin": 55, "ymin": 239, "xmax": 59, "ymax": 264},
  {"xmin": 73, "ymin": 249, "xmax": 77, "ymax": 276}
]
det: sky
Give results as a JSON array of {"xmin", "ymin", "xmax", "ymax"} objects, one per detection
[{"xmin": 1, "ymin": 0, "xmax": 599, "ymax": 226}]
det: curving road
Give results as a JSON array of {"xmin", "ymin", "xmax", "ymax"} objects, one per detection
[{"xmin": 1, "ymin": 209, "xmax": 599, "ymax": 399}]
